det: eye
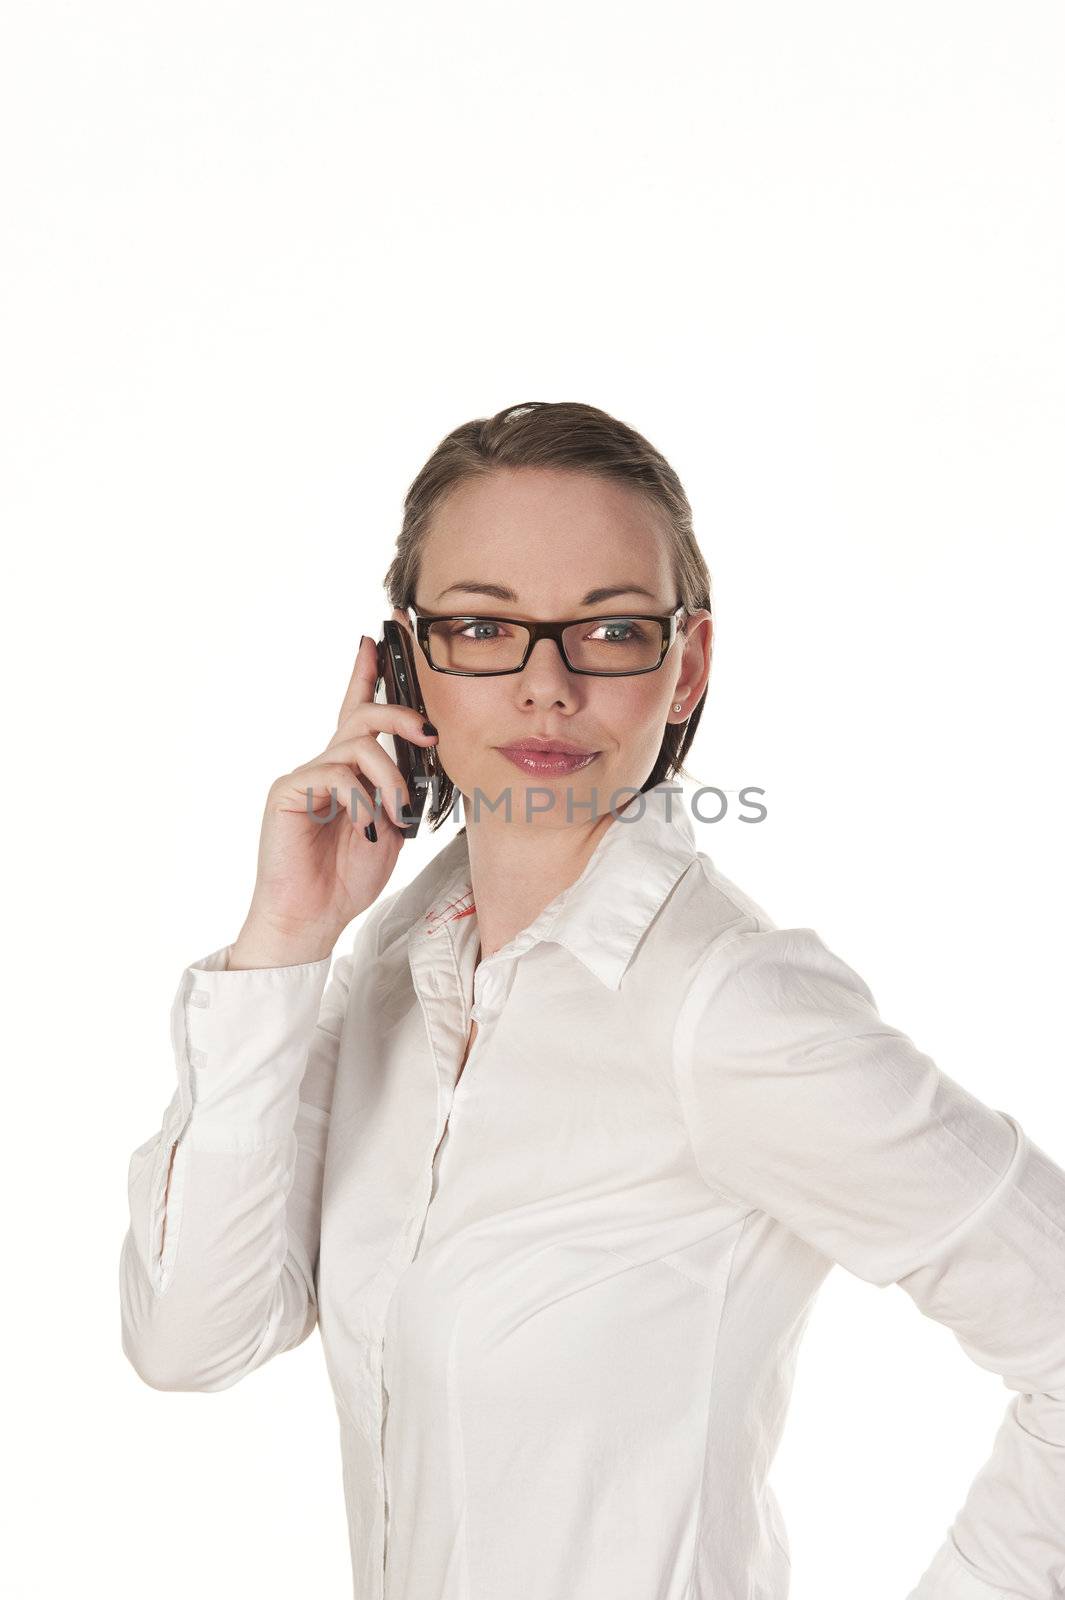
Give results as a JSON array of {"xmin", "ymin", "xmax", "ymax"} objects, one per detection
[
  {"xmin": 586, "ymin": 619, "xmax": 649, "ymax": 645},
  {"xmin": 454, "ymin": 620, "xmax": 509, "ymax": 642}
]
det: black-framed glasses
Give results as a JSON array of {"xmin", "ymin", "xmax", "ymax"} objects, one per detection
[{"xmin": 408, "ymin": 602, "xmax": 692, "ymax": 677}]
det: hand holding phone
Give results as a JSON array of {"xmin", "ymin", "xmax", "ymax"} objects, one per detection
[{"xmin": 227, "ymin": 635, "xmax": 439, "ymax": 968}]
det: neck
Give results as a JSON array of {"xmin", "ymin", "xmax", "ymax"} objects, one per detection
[{"xmin": 463, "ymin": 801, "xmax": 618, "ymax": 962}]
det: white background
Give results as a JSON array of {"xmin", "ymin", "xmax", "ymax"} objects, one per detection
[{"xmin": 2, "ymin": 4, "xmax": 1063, "ymax": 1597}]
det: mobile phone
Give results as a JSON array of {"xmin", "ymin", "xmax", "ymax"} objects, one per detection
[{"xmin": 374, "ymin": 620, "xmax": 437, "ymax": 839}]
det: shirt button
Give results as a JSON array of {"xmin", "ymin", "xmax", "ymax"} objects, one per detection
[
  {"xmin": 189, "ymin": 990, "xmax": 211, "ymax": 1009},
  {"xmin": 188, "ymin": 1047, "xmax": 207, "ymax": 1069}
]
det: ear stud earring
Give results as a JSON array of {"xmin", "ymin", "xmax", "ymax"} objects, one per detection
[{"xmin": 673, "ymin": 702, "xmax": 683, "ymax": 713}]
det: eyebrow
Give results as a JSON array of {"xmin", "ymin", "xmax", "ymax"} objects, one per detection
[{"xmin": 431, "ymin": 581, "xmax": 660, "ymax": 607}]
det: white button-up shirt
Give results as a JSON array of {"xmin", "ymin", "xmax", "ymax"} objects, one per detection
[{"xmin": 119, "ymin": 780, "xmax": 1065, "ymax": 1600}]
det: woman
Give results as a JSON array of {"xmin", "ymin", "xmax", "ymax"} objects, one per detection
[{"xmin": 120, "ymin": 401, "xmax": 1065, "ymax": 1600}]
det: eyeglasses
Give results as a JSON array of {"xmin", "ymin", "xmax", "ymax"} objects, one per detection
[{"xmin": 408, "ymin": 603, "xmax": 692, "ymax": 677}]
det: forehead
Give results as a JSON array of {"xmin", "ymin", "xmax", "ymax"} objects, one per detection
[{"xmin": 419, "ymin": 468, "xmax": 673, "ymax": 600}]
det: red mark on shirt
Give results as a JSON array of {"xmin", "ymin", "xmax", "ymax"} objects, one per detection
[{"xmin": 424, "ymin": 890, "xmax": 476, "ymax": 933}]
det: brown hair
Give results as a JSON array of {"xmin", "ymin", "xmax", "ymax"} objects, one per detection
[{"xmin": 383, "ymin": 399, "xmax": 713, "ymax": 831}]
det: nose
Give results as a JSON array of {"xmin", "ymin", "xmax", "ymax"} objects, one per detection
[{"xmin": 514, "ymin": 635, "xmax": 581, "ymax": 704}]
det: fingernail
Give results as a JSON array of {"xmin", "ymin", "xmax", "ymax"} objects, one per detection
[
  {"xmin": 422, "ymin": 720, "xmax": 438, "ymax": 736},
  {"xmin": 363, "ymin": 822, "xmax": 377, "ymax": 843}
]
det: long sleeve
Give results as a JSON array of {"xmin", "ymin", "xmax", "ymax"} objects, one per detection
[
  {"xmin": 672, "ymin": 924, "xmax": 1065, "ymax": 1600},
  {"xmin": 119, "ymin": 940, "xmax": 352, "ymax": 1393}
]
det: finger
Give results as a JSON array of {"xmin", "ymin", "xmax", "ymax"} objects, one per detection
[
  {"xmin": 329, "ymin": 699, "xmax": 438, "ymax": 753},
  {"xmin": 336, "ymin": 634, "xmax": 380, "ymax": 732},
  {"xmin": 295, "ymin": 737, "xmax": 416, "ymax": 829},
  {"xmin": 315, "ymin": 736, "xmax": 418, "ymax": 823},
  {"xmin": 276, "ymin": 763, "xmax": 388, "ymax": 831}
]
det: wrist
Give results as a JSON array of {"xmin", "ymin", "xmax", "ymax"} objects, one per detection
[{"xmin": 229, "ymin": 916, "xmax": 339, "ymax": 970}]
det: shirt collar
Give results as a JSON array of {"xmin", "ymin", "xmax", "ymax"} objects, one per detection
[{"xmin": 407, "ymin": 780, "xmax": 699, "ymax": 992}]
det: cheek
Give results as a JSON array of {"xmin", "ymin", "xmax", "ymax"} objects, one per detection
[
  {"xmin": 416, "ymin": 663, "xmax": 458, "ymax": 715},
  {"xmin": 418, "ymin": 675, "xmax": 501, "ymax": 736},
  {"xmin": 596, "ymin": 679, "xmax": 668, "ymax": 736}
]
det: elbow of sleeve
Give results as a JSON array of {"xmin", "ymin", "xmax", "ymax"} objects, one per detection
[
  {"xmin": 121, "ymin": 1323, "xmax": 212, "ymax": 1395},
  {"xmin": 118, "ymin": 1232, "xmax": 217, "ymax": 1392},
  {"xmin": 119, "ymin": 1232, "xmax": 316, "ymax": 1393},
  {"xmin": 121, "ymin": 1332, "xmax": 264, "ymax": 1395}
]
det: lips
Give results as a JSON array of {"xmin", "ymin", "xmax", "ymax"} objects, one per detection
[
  {"xmin": 497, "ymin": 738, "xmax": 597, "ymax": 756},
  {"xmin": 496, "ymin": 740, "xmax": 600, "ymax": 777}
]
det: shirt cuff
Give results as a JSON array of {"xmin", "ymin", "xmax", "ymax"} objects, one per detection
[{"xmin": 167, "ymin": 943, "xmax": 334, "ymax": 1152}]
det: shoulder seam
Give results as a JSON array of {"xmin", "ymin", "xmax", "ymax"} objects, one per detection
[{"xmin": 691, "ymin": 855, "xmax": 777, "ymax": 936}]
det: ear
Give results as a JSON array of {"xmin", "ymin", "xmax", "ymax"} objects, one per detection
[{"xmin": 673, "ymin": 608, "xmax": 713, "ymax": 706}]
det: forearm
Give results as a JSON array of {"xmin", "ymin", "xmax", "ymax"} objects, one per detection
[
  {"xmin": 119, "ymin": 943, "xmax": 339, "ymax": 1391},
  {"xmin": 903, "ymin": 1129, "xmax": 1065, "ymax": 1600}
]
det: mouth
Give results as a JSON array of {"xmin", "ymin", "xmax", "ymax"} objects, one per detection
[
  {"xmin": 495, "ymin": 738, "xmax": 601, "ymax": 776},
  {"xmin": 498, "ymin": 737, "xmax": 598, "ymax": 756}
]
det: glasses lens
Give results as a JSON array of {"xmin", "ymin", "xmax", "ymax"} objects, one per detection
[
  {"xmin": 426, "ymin": 618, "xmax": 532, "ymax": 673},
  {"xmin": 562, "ymin": 617, "xmax": 663, "ymax": 673}
]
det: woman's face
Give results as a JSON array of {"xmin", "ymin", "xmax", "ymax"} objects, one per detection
[{"xmin": 392, "ymin": 466, "xmax": 712, "ymax": 828}]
